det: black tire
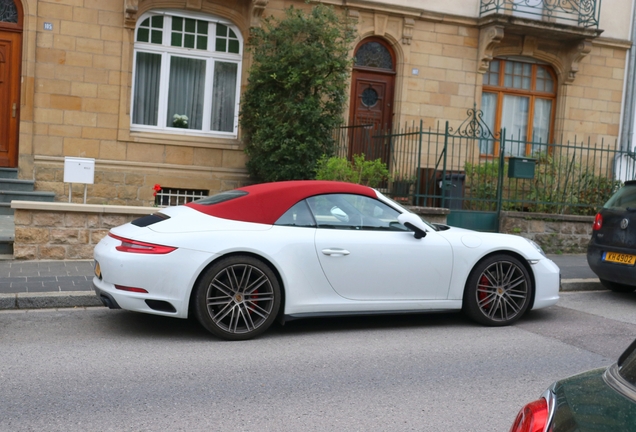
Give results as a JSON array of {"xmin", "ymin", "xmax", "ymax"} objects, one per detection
[
  {"xmin": 463, "ymin": 254, "xmax": 532, "ymax": 326},
  {"xmin": 600, "ymin": 279, "xmax": 636, "ymax": 293},
  {"xmin": 194, "ymin": 256, "xmax": 281, "ymax": 341}
]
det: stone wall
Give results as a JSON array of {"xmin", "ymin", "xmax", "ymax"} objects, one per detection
[
  {"xmin": 9, "ymin": 202, "xmax": 594, "ymax": 260},
  {"xmin": 12, "ymin": 201, "xmax": 154, "ymax": 260},
  {"xmin": 500, "ymin": 211, "xmax": 594, "ymax": 254}
]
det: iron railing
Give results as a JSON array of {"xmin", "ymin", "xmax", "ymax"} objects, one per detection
[
  {"xmin": 334, "ymin": 111, "xmax": 635, "ymax": 216},
  {"xmin": 479, "ymin": 0, "xmax": 602, "ymax": 28}
]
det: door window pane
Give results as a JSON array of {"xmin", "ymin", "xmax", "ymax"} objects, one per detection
[
  {"xmin": 211, "ymin": 62, "xmax": 238, "ymax": 132},
  {"xmin": 502, "ymin": 95, "xmax": 529, "ymax": 156},
  {"xmin": 532, "ymin": 98, "xmax": 552, "ymax": 153},
  {"xmin": 354, "ymin": 41, "xmax": 393, "ymax": 70},
  {"xmin": 132, "ymin": 52, "xmax": 162, "ymax": 126},
  {"xmin": 480, "ymin": 92, "xmax": 497, "ymax": 154},
  {"xmin": 504, "ymin": 61, "xmax": 531, "ymax": 90},
  {"xmin": 0, "ymin": 0, "xmax": 18, "ymax": 23},
  {"xmin": 483, "ymin": 60, "xmax": 500, "ymax": 85},
  {"xmin": 536, "ymin": 66, "xmax": 554, "ymax": 93},
  {"xmin": 166, "ymin": 56, "xmax": 206, "ymax": 130}
]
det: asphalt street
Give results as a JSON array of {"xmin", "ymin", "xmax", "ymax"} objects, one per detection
[{"xmin": 1, "ymin": 289, "xmax": 634, "ymax": 431}]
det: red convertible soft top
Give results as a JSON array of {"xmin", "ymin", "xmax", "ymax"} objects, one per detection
[{"xmin": 186, "ymin": 180, "xmax": 377, "ymax": 225}]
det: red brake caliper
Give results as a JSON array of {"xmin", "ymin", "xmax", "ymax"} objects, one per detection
[
  {"xmin": 247, "ymin": 289, "xmax": 258, "ymax": 314},
  {"xmin": 479, "ymin": 275, "xmax": 491, "ymax": 309}
]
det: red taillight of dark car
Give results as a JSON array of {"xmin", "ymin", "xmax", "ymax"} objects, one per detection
[
  {"xmin": 109, "ymin": 233, "xmax": 177, "ymax": 254},
  {"xmin": 509, "ymin": 399, "xmax": 548, "ymax": 432},
  {"xmin": 593, "ymin": 213, "xmax": 603, "ymax": 231}
]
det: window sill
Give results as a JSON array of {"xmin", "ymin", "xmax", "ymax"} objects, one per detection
[{"xmin": 126, "ymin": 129, "xmax": 241, "ymax": 149}]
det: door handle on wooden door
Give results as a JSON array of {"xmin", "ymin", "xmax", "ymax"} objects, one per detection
[{"xmin": 12, "ymin": 103, "xmax": 16, "ymax": 118}]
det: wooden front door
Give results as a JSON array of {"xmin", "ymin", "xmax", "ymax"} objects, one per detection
[
  {"xmin": 0, "ymin": 30, "xmax": 20, "ymax": 167},
  {"xmin": 348, "ymin": 38, "xmax": 395, "ymax": 164}
]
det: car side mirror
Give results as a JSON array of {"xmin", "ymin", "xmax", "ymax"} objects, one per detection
[
  {"xmin": 330, "ymin": 206, "xmax": 349, "ymax": 223},
  {"xmin": 397, "ymin": 213, "xmax": 427, "ymax": 239}
]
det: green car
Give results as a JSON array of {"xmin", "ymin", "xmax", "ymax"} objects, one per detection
[{"xmin": 509, "ymin": 339, "xmax": 636, "ymax": 432}]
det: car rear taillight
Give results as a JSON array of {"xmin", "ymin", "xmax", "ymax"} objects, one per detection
[
  {"xmin": 109, "ymin": 233, "xmax": 176, "ymax": 254},
  {"xmin": 509, "ymin": 399, "xmax": 548, "ymax": 432},
  {"xmin": 593, "ymin": 213, "xmax": 603, "ymax": 231}
]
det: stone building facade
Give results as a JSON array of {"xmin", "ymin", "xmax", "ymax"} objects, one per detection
[{"xmin": 0, "ymin": 0, "xmax": 632, "ymax": 205}]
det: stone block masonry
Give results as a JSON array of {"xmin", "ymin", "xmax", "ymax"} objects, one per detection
[
  {"xmin": 500, "ymin": 212, "xmax": 594, "ymax": 254},
  {"xmin": 12, "ymin": 201, "xmax": 155, "ymax": 260}
]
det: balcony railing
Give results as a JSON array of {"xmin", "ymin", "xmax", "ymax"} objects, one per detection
[{"xmin": 480, "ymin": 0, "xmax": 601, "ymax": 28}]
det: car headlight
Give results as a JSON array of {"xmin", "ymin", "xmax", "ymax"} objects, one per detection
[{"xmin": 524, "ymin": 237, "xmax": 546, "ymax": 257}]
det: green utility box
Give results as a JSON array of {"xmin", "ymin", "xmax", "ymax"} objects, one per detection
[{"xmin": 508, "ymin": 157, "xmax": 536, "ymax": 179}]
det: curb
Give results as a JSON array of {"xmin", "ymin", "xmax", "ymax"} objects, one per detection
[
  {"xmin": 560, "ymin": 278, "xmax": 602, "ymax": 292},
  {"xmin": 0, "ymin": 279, "xmax": 604, "ymax": 311},
  {"xmin": 0, "ymin": 291, "xmax": 103, "ymax": 310}
]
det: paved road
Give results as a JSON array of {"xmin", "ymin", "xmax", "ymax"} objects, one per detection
[{"xmin": 1, "ymin": 290, "xmax": 634, "ymax": 431}]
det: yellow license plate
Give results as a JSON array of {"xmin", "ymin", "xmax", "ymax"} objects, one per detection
[
  {"xmin": 94, "ymin": 261, "xmax": 102, "ymax": 278},
  {"xmin": 603, "ymin": 252, "xmax": 636, "ymax": 265}
]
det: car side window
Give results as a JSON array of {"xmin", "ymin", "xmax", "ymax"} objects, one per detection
[
  {"xmin": 306, "ymin": 194, "xmax": 408, "ymax": 231},
  {"xmin": 274, "ymin": 200, "xmax": 316, "ymax": 227}
]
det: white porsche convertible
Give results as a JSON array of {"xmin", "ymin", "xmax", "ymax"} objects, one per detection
[{"xmin": 93, "ymin": 180, "xmax": 560, "ymax": 340}]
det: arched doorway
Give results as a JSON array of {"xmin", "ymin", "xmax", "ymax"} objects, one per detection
[
  {"xmin": 0, "ymin": 0, "xmax": 22, "ymax": 167},
  {"xmin": 348, "ymin": 38, "xmax": 395, "ymax": 163}
]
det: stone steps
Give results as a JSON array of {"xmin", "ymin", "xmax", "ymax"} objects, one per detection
[{"xmin": 0, "ymin": 168, "xmax": 56, "ymax": 257}]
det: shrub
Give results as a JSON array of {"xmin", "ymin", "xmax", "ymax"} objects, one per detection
[
  {"xmin": 316, "ymin": 154, "xmax": 390, "ymax": 188},
  {"xmin": 240, "ymin": 5, "xmax": 356, "ymax": 182}
]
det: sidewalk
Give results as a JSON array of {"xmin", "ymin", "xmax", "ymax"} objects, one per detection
[
  {"xmin": 0, "ymin": 260, "xmax": 102, "ymax": 310},
  {"xmin": 0, "ymin": 254, "xmax": 602, "ymax": 311}
]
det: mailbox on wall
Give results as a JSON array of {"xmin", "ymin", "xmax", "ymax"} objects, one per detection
[
  {"xmin": 64, "ymin": 157, "xmax": 95, "ymax": 203},
  {"xmin": 508, "ymin": 157, "xmax": 536, "ymax": 179}
]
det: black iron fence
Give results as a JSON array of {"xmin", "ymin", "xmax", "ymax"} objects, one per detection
[{"xmin": 334, "ymin": 110, "xmax": 635, "ymax": 219}]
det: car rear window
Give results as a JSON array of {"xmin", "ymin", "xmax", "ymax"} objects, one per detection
[
  {"xmin": 192, "ymin": 190, "xmax": 248, "ymax": 205},
  {"xmin": 604, "ymin": 182, "xmax": 636, "ymax": 209}
]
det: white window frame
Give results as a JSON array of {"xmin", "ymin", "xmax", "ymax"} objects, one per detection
[{"xmin": 131, "ymin": 10, "xmax": 243, "ymax": 139}]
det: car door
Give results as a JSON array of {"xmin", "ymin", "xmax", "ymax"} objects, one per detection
[{"xmin": 308, "ymin": 194, "xmax": 453, "ymax": 301}]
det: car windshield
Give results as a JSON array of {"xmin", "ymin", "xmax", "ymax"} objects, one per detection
[
  {"xmin": 375, "ymin": 190, "xmax": 439, "ymax": 231},
  {"xmin": 604, "ymin": 183, "xmax": 636, "ymax": 210},
  {"xmin": 618, "ymin": 338, "xmax": 636, "ymax": 385}
]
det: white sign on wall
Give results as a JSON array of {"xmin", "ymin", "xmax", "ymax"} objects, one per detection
[
  {"xmin": 64, "ymin": 157, "xmax": 95, "ymax": 203},
  {"xmin": 63, "ymin": 157, "xmax": 95, "ymax": 184}
]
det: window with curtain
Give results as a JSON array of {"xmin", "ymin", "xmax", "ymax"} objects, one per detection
[
  {"xmin": 131, "ymin": 12, "xmax": 241, "ymax": 136},
  {"xmin": 481, "ymin": 58, "xmax": 556, "ymax": 157}
]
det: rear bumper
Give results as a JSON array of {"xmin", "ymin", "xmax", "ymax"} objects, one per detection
[
  {"xmin": 93, "ymin": 283, "xmax": 121, "ymax": 309},
  {"xmin": 587, "ymin": 244, "xmax": 636, "ymax": 287}
]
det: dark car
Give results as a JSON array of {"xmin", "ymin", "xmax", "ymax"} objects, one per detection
[
  {"xmin": 509, "ymin": 338, "xmax": 636, "ymax": 432},
  {"xmin": 587, "ymin": 180, "xmax": 636, "ymax": 292}
]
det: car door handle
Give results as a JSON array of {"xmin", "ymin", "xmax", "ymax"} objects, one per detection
[{"xmin": 321, "ymin": 248, "xmax": 350, "ymax": 256}]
